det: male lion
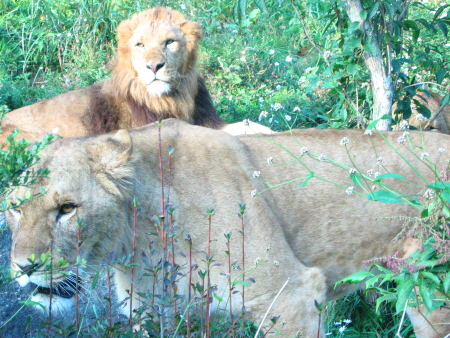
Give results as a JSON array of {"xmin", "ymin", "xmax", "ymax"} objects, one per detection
[
  {"xmin": 7, "ymin": 119, "xmax": 450, "ymax": 337},
  {"xmin": 0, "ymin": 7, "xmax": 269, "ymax": 143}
]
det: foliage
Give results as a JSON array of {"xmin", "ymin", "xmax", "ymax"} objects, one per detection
[
  {"xmin": 0, "ymin": 107, "xmax": 54, "ymax": 213},
  {"xmin": 2, "ymin": 0, "xmax": 450, "ymax": 336}
]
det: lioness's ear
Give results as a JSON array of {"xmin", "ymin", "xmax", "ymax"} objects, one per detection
[{"xmin": 88, "ymin": 130, "xmax": 134, "ymax": 197}]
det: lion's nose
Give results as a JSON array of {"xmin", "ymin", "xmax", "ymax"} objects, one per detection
[{"xmin": 146, "ymin": 62, "xmax": 165, "ymax": 74}]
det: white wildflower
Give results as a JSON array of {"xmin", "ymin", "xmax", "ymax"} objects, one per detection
[
  {"xmin": 346, "ymin": 186, "xmax": 354, "ymax": 195},
  {"xmin": 274, "ymin": 62, "xmax": 280, "ymax": 67},
  {"xmin": 273, "ymin": 261, "xmax": 280, "ymax": 267},
  {"xmin": 251, "ymin": 190, "xmax": 257, "ymax": 197},
  {"xmin": 252, "ymin": 171, "xmax": 261, "ymax": 178},
  {"xmin": 318, "ymin": 154, "xmax": 326, "ymax": 162},
  {"xmin": 439, "ymin": 148, "xmax": 445, "ymax": 153},
  {"xmin": 420, "ymin": 152, "xmax": 430, "ymax": 160},
  {"xmin": 285, "ymin": 56, "xmax": 292, "ymax": 62},
  {"xmin": 340, "ymin": 137, "xmax": 350, "ymax": 145},
  {"xmin": 259, "ymin": 97, "xmax": 264, "ymax": 103},
  {"xmin": 273, "ymin": 103, "xmax": 283, "ymax": 111},
  {"xmin": 180, "ymin": 3, "xmax": 187, "ymax": 10},
  {"xmin": 397, "ymin": 136, "xmax": 406, "ymax": 144},
  {"xmin": 364, "ymin": 130, "xmax": 373, "ymax": 136},
  {"xmin": 403, "ymin": 131, "xmax": 410, "ymax": 137},
  {"xmin": 423, "ymin": 189, "xmax": 435, "ymax": 200},
  {"xmin": 343, "ymin": 319, "xmax": 352, "ymax": 324},
  {"xmin": 293, "ymin": 106, "xmax": 300, "ymax": 112},
  {"xmin": 304, "ymin": 67, "xmax": 313, "ymax": 74},
  {"xmin": 254, "ymin": 257, "xmax": 261, "ymax": 266},
  {"xmin": 323, "ymin": 50, "xmax": 331, "ymax": 59},
  {"xmin": 371, "ymin": 185, "xmax": 377, "ymax": 190},
  {"xmin": 285, "ymin": 114, "xmax": 292, "ymax": 121},
  {"xmin": 349, "ymin": 168, "xmax": 357, "ymax": 174},
  {"xmin": 267, "ymin": 157, "xmax": 274, "ymax": 164},
  {"xmin": 67, "ymin": 32, "xmax": 72, "ymax": 37},
  {"xmin": 367, "ymin": 169, "xmax": 374, "ymax": 177},
  {"xmin": 259, "ymin": 111, "xmax": 269, "ymax": 120},
  {"xmin": 240, "ymin": 57, "xmax": 246, "ymax": 62},
  {"xmin": 339, "ymin": 326, "xmax": 347, "ymax": 333},
  {"xmin": 300, "ymin": 147, "xmax": 309, "ymax": 155},
  {"xmin": 269, "ymin": 49, "xmax": 275, "ymax": 55},
  {"xmin": 276, "ymin": 84, "xmax": 282, "ymax": 91},
  {"xmin": 377, "ymin": 157, "xmax": 385, "ymax": 166},
  {"xmin": 416, "ymin": 113, "xmax": 425, "ymax": 122},
  {"xmin": 243, "ymin": 119, "xmax": 250, "ymax": 126},
  {"xmin": 399, "ymin": 120, "xmax": 410, "ymax": 130}
]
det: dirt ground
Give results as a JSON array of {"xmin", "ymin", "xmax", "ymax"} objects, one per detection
[{"xmin": 0, "ymin": 214, "xmax": 45, "ymax": 337}]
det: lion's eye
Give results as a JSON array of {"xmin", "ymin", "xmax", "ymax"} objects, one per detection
[
  {"xmin": 165, "ymin": 39, "xmax": 175, "ymax": 46},
  {"xmin": 136, "ymin": 42, "xmax": 144, "ymax": 47},
  {"xmin": 59, "ymin": 203, "xmax": 76, "ymax": 215}
]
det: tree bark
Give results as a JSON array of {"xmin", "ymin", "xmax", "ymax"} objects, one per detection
[{"xmin": 344, "ymin": 0, "xmax": 393, "ymax": 131}]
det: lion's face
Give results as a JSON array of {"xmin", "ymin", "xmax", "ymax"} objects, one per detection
[
  {"xmin": 116, "ymin": 7, "xmax": 201, "ymax": 97},
  {"xmin": 7, "ymin": 135, "xmax": 134, "ymax": 312}
]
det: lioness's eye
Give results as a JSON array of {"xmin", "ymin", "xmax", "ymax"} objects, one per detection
[
  {"xmin": 136, "ymin": 42, "xmax": 144, "ymax": 47},
  {"xmin": 59, "ymin": 203, "xmax": 76, "ymax": 215},
  {"xmin": 11, "ymin": 207, "xmax": 21, "ymax": 215},
  {"xmin": 165, "ymin": 39, "xmax": 175, "ymax": 46}
]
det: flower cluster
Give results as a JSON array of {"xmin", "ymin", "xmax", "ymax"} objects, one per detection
[{"xmin": 340, "ymin": 137, "xmax": 349, "ymax": 145}]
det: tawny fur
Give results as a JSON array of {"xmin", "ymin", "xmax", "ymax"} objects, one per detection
[{"xmin": 7, "ymin": 119, "xmax": 450, "ymax": 337}]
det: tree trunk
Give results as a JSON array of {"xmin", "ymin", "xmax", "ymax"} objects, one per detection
[{"xmin": 344, "ymin": 0, "xmax": 393, "ymax": 131}]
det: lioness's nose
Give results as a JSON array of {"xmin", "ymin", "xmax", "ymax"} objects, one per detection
[
  {"xmin": 15, "ymin": 262, "xmax": 39, "ymax": 276},
  {"xmin": 147, "ymin": 62, "xmax": 165, "ymax": 74}
]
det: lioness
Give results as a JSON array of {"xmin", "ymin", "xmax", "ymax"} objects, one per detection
[
  {"xmin": 7, "ymin": 119, "xmax": 450, "ymax": 337},
  {"xmin": 0, "ymin": 7, "xmax": 270, "ymax": 144}
]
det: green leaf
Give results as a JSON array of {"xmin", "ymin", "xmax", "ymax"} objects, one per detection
[
  {"xmin": 368, "ymin": 190, "xmax": 404, "ymax": 204},
  {"xmin": 367, "ymin": 2, "xmax": 380, "ymax": 20},
  {"xmin": 20, "ymin": 300, "xmax": 46, "ymax": 311},
  {"xmin": 376, "ymin": 293, "xmax": 397, "ymax": 313},
  {"xmin": 342, "ymin": 36, "xmax": 361, "ymax": 54},
  {"xmin": 436, "ymin": 69, "xmax": 447, "ymax": 85},
  {"xmin": 441, "ymin": 94, "xmax": 450, "ymax": 107},
  {"xmin": 374, "ymin": 173, "xmax": 406, "ymax": 182},
  {"xmin": 231, "ymin": 280, "xmax": 250, "ymax": 286},
  {"xmin": 334, "ymin": 270, "xmax": 374, "ymax": 288},
  {"xmin": 253, "ymin": 0, "xmax": 268, "ymax": 13},
  {"xmin": 350, "ymin": 173, "xmax": 363, "ymax": 187},
  {"xmin": 420, "ymin": 279, "xmax": 435, "ymax": 312},
  {"xmin": 420, "ymin": 271, "xmax": 441, "ymax": 285},
  {"xmin": 433, "ymin": 4, "xmax": 450, "ymax": 21},
  {"xmin": 395, "ymin": 278, "xmax": 415, "ymax": 314},
  {"xmin": 213, "ymin": 292, "xmax": 223, "ymax": 302},
  {"xmin": 443, "ymin": 273, "xmax": 450, "ymax": 293},
  {"xmin": 427, "ymin": 181, "xmax": 450, "ymax": 190}
]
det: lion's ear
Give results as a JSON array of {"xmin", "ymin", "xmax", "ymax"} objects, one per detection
[
  {"xmin": 182, "ymin": 21, "xmax": 202, "ymax": 51},
  {"xmin": 88, "ymin": 129, "xmax": 134, "ymax": 197}
]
